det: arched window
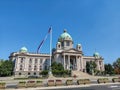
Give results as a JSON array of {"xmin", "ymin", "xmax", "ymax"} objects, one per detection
[
  {"xmin": 58, "ymin": 45, "xmax": 60, "ymax": 48},
  {"xmin": 34, "ymin": 72, "xmax": 36, "ymax": 75},
  {"xmin": 28, "ymin": 72, "xmax": 30, "ymax": 75},
  {"xmin": 19, "ymin": 73, "xmax": 21, "ymax": 75}
]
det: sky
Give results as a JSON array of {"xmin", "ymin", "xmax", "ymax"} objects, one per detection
[{"xmin": 0, "ymin": 0, "xmax": 120, "ymax": 64}]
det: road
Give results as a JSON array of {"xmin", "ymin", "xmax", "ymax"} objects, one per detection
[{"xmin": 45, "ymin": 84, "xmax": 120, "ymax": 90}]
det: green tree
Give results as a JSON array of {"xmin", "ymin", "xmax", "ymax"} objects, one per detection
[
  {"xmin": 86, "ymin": 61, "xmax": 97, "ymax": 75},
  {"xmin": 113, "ymin": 58, "xmax": 120, "ymax": 74},
  {"xmin": 0, "ymin": 60, "xmax": 14, "ymax": 76},
  {"xmin": 104, "ymin": 63, "xmax": 114, "ymax": 75},
  {"xmin": 86, "ymin": 62, "xmax": 90, "ymax": 74}
]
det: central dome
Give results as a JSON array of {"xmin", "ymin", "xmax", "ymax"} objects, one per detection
[{"xmin": 58, "ymin": 29, "xmax": 72, "ymax": 42}]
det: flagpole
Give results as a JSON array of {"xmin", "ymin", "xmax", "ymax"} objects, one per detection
[{"xmin": 49, "ymin": 26, "xmax": 52, "ymax": 75}]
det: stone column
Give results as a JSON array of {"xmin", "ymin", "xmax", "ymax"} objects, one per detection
[
  {"xmin": 97, "ymin": 60, "xmax": 100, "ymax": 70},
  {"xmin": 76, "ymin": 56, "xmax": 78, "ymax": 71},
  {"xmin": 80, "ymin": 56, "xmax": 83, "ymax": 71},
  {"xmin": 68, "ymin": 55, "xmax": 70, "ymax": 70},
  {"xmin": 64, "ymin": 54, "xmax": 65, "ymax": 70},
  {"xmin": 101, "ymin": 61, "xmax": 104, "ymax": 71},
  {"xmin": 73, "ymin": 57, "xmax": 75, "ymax": 70}
]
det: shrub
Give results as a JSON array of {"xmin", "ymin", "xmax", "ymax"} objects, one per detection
[
  {"xmin": 36, "ymin": 81, "xmax": 43, "ymax": 87},
  {"xmin": 17, "ymin": 81, "xmax": 26, "ymax": 88},
  {"xmin": 97, "ymin": 78, "xmax": 109, "ymax": 84},
  {"xmin": 66, "ymin": 79, "xmax": 73, "ymax": 85},
  {"xmin": 0, "ymin": 82, "xmax": 6, "ymax": 89},
  {"xmin": 26, "ymin": 81, "xmax": 36, "ymax": 88},
  {"xmin": 55, "ymin": 79, "xmax": 63, "ymax": 86},
  {"xmin": 77, "ymin": 79, "xmax": 90, "ymax": 85},
  {"xmin": 36, "ymin": 81, "xmax": 43, "ymax": 83},
  {"xmin": 47, "ymin": 80, "xmax": 55, "ymax": 86},
  {"xmin": 112, "ymin": 78, "xmax": 120, "ymax": 83},
  {"xmin": 19, "ymin": 81, "xmax": 26, "ymax": 84}
]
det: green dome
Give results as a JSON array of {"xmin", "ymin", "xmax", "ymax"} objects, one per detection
[
  {"xmin": 59, "ymin": 30, "xmax": 72, "ymax": 41},
  {"xmin": 20, "ymin": 47, "xmax": 28, "ymax": 53},
  {"xmin": 93, "ymin": 52, "xmax": 100, "ymax": 58}
]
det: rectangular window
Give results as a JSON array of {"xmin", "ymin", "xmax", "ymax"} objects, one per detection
[
  {"xmin": 29, "ymin": 58, "xmax": 32, "ymax": 63},
  {"xmin": 66, "ymin": 41, "xmax": 70, "ymax": 46},
  {"xmin": 61, "ymin": 42, "xmax": 64, "ymax": 46},
  {"xmin": 35, "ymin": 59, "xmax": 38, "ymax": 64},
  {"xmin": 40, "ymin": 59, "xmax": 43, "ymax": 64}
]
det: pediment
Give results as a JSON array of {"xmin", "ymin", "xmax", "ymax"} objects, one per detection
[{"xmin": 63, "ymin": 48, "xmax": 81, "ymax": 53}]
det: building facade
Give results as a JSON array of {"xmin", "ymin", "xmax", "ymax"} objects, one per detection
[
  {"xmin": 9, "ymin": 29, "xmax": 104, "ymax": 77},
  {"xmin": 53, "ymin": 30, "xmax": 104, "ymax": 72}
]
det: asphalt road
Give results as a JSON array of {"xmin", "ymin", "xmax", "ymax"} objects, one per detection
[{"xmin": 45, "ymin": 84, "xmax": 120, "ymax": 90}]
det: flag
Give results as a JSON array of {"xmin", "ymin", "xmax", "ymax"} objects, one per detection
[{"xmin": 37, "ymin": 27, "xmax": 52, "ymax": 53}]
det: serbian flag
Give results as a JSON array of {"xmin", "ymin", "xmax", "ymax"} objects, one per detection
[{"xmin": 37, "ymin": 27, "xmax": 52, "ymax": 53}]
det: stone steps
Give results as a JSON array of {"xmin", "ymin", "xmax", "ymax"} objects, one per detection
[{"xmin": 72, "ymin": 71, "xmax": 93, "ymax": 78}]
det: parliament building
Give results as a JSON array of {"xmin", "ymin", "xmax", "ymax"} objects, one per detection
[{"xmin": 9, "ymin": 30, "xmax": 104, "ymax": 77}]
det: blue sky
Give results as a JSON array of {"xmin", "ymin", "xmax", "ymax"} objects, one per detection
[{"xmin": 0, "ymin": 0, "xmax": 120, "ymax": 64}]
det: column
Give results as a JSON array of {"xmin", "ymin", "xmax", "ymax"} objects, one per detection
[
  {"xmin": 68, "ymin": 55, "xmax": 70, "ymax": 70},
  {"xmin": 101, "ymin": 61, "xmax": 104, "ymax": 71},
  {"xmin": 76, "ymin": 56, "xmax": 78, "ymax": 71},
  {"xmin": 73, "ymin": 57, "xmax": 75, "ymax": 70},
  {"xmin": 81, "ymin": 56, "xmax": 83, "ymax": 71},
  {"xmin": 64, "ymin": 54, "xmax": 65, "ymax": 70},
  {"xmin": 97, "ymin": 60, "xmax": 100, "ymax": 70}
]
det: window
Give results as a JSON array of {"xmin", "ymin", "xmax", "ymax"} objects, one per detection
[
  {"xmin": 19, "ymin": 73, "xmax": 21, "ymax": 75},
  {"xmin": 40, "ymin": 66, "xmax": 42, "ymax": 70},
  {"xmin": 20, "ymin": 68, "xmax": 22, "ymax": 70},
  {"xmin": 66, "ymin": 41, "xmax": 70, "ymax": 46},
  {"xmin": 34, "ymin": 65, "xmax": 37, "ymax": 70},
  {"xmin": 28, "ymin": 72, "xmax": 30, "ymax": 75},
  {"xmin": 35, "ymin": 59, "xmax": 38, "ymax": 64},
  {"xmin": 29, "ymin": 58, "xmax": 32, "ymax": 63},
  {"xmin": 58, "ymin": 45, "xmax": 60, "ymax": 48},
  {"xmin": 61, "ymin": 42, "xmax": 64, "ymax": 46},
  {"xmin": 40, "ymin": 59, "xmax": 43, "ymax": 64},
  {"xmin": 99, "ymin": 61, "xmax": 101, "ymax": 65},
  {"xmin": 28, "ymin": 65, "xmax": 32, "ymax": 71},
  {"xmin": 20, "ymin": 60, "xmax": 23, "ymax": 63},
  {"xmin": 20, "ymin": 65, "xmax": 23, "ymax": 70},
  {"xmin": 34, "ymin": 72, "xmax": 36, "ymax": 75}
]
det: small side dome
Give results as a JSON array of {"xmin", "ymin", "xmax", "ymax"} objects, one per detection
[
  {"xmin": 77, "ymin": 44, "xmax": 81, "ymax": 46},
  {"xmin": 20, "ymin": 47, "xmax": 28, "ymax": 53},
  {"xmin": 57, "ymin": 42, "xmax": 61, "ymax": 44},
  {"xmin": 93, "ymin": 52, "xmax": 100, "ymax": 58}
]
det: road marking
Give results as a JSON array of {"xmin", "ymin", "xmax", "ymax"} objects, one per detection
[{"xmin": 110, "ymin": 86, "xmax": 118, "ymax": 88}]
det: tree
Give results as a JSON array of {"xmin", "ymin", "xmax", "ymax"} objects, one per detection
[
  {"xmin": 86, "ymin": 61, "xmax": 97, "ymax": 75},
  {"xmin": 0, "ymin": 60, "xmax": 14, "ymax": 76},
  {"xmin": 104, "ymin": 63, "xmax": 114, "ymax": 75},
  {"xmin": 113, "ymin": 58, "xmax": 120, "ymax": 74},
  {"xmin": 86, "ymin": 62, "xmax": 90, "ymax": 74}
]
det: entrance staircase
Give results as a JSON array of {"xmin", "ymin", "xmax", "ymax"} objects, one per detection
[{"xmin": 72, "ymin": 71, "xmax": 94, "ymax": 78}]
